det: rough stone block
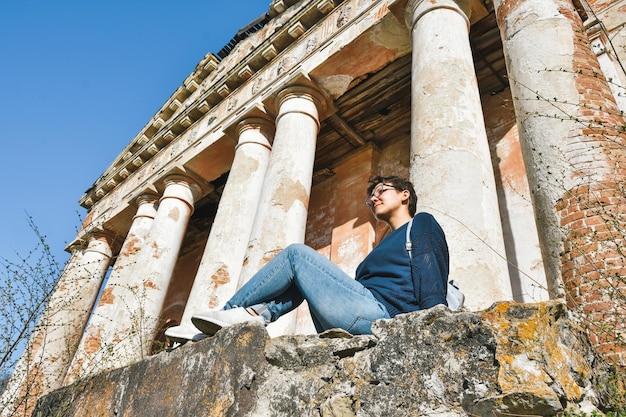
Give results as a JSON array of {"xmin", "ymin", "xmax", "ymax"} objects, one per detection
[{"xmin": 34, "ymin": 301, "xmax": 612, "ymax": 417}]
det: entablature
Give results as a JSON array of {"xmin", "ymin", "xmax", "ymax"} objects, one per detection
[{"xmin": 81, "ymin": 0, "xmax": 339, "ymax": 210}]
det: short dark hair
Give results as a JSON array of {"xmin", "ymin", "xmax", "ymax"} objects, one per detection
[{"xmin": 367, "ymin": 175, "xmax": 417, "ymax": 217}]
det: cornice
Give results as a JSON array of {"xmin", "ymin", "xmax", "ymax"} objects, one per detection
[{"xmin": 80, "ymin": 0, "xmax": 342, "ymax": 210}]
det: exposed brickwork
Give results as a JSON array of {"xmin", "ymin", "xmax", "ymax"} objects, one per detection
[
  {"xmin": 206, "ymin": 265, "xmax": 231, "ymax": 309},
  {"xmin": 143, "ymin": 280, "xmax": 158, "ymax": 290},
  {"xmin": 83, "ymin": 326, "xmax": 103, "ymax": 355},
  {"xmin": 557, "ymin": 182, "xmax": 626, "ymax": 365},
  {"xmin": 97, "ymin": 287, "xmax": 115, "ymax": 307},
  {"xmin": 498, "ymin": 0, "xmax": 626, "ymax": 365},
  {"xmin": 10, "ymin": 331, "xmax": 57, "ymax": 416},
  {"xmin": 14, "ymin": 362, "xmax": 43, "ymax": 417},
  {"xmin": 119, "ymin": 234, "xmax": 141, "ymax": 258},
  {"xmin": 555, "ymin": 0, "xmax": 626, "ymax": 365}
]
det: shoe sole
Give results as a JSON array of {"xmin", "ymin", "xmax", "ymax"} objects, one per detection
[
  {"xmin": 165, "ymin": 329, "xmax": 210, "ymax": 343},
  {"xmin": 166, "ymin": 333, "xmax": 192, "ymax": 344},
  {"xmin": 191, "ymin": 316, "xmax": 224, "ymax": 336}
]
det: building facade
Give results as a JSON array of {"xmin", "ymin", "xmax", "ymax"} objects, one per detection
[{"xmin": 3, "ymin": 0, "xmax": 625, "ymax": 415}]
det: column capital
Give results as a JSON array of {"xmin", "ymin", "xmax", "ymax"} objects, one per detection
[
  {"xmin": 163, "ymin": 174, "xmax": 201, "ymax": 194},
  {"xmin": 235, "ymin": 116, "xmax": 276, "ymax": 150},
  {"xmin": 405, "ymin": 0, "xmax": 471, "ymax": 30},
  {"xmin": 134, "ymin": 193, "xmax": 159, "ymax": 206},
  {"xmin": 161, "ymin": 174, "xmax": 201, "ymax": 214},
  {"xmin": 133, "ymin": 193, "xmax": 159, "ymax": 221},
  {"xmin": 276, "ymin": 84, "xmax": 327, "ymax": 113},
  {"xmin": 83, "ymin": 232, "xmax": 113, "ymax": 258},
  {"xmin": 274, "ymin": 84, "xmax": 327, "ymax": 131},
  {"xmin": 223, "ymin": 104, "xmax": 275, "ymax": 146}
]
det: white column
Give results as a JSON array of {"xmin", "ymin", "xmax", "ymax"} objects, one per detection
[
  {"xmin": 119, "ymin": 175, "xmax": 199, "ymax": 359},
  {"xmin": 406, "ymin": 0, "xmax": 512, "ymax": 310},
  {"xmin": 238, "ymin": 85, "xmax": 325, "ymax": 336},
  {"xmin": 178, "ymin": 117, "xmax": 273, "ymax": 325},
  {"xmin": 0, "ymin": 234, "xmax": 112, "ymax": 417},
  {"xmin": 494, "ymin": 0, "xmax": 626, "ymax": 365},
  {"xmin": 64, "ymin": 194, "xmax": 158, "ymax": 384}
]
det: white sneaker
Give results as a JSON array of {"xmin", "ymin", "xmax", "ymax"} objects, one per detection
[
  {"xmin": 165, "ymin": 324, "xmax": 209, "ymax": 343},
  {"xmin": 191, "ymin": 307, "xmax": 265, "ymax": 336}
]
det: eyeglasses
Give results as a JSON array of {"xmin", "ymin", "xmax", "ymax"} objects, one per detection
[{"xmin": 365, "ymin": 184, "xmax": 403, "ymax": 207}]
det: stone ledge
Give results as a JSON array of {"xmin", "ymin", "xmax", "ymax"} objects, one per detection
[{"xmin": 35, "ymin": 301, "xmax": 613, "ymax": 416}]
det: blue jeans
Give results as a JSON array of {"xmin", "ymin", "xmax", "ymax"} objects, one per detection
[{"xmin": 224, "ymin": 244, "xmax": 390, "ymax": 334}]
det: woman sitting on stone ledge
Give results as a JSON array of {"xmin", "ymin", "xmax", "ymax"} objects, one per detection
[{"xmin": 165, "ymin": 175, "xmax": 450, "ymax": 342}]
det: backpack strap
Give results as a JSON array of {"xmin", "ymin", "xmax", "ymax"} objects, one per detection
[
  {"xmin": 405, "ymin": 217, "xmax": 420, "ymax": 306},
  {"xmin": 405, "ymin": 217, "xmax": 413, "ymax": 258}
]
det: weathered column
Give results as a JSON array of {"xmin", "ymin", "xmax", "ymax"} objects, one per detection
[
  {"xmin": 176, "ymin": 117, "xmax": 273, "ymax": 327},
  {"xmin": 238, "ymin": 85, "xmax": 325, "ymax": 337},
  {"xmin": 63, "ymin": 194, "xmax": 158, "ymax": 384},
  {"xmin": 119, "ymin": 175, "xmax": 199, "ymax": 359},
  {"xmin": 494, "ymin": 0, "xmax": 626, "ymax": 364},
  {"xmin": 0, "ymin": 235, "xmax": 112, "ymax": 417},
  {"xmin": 405, "ymin": 0, "xmax": 513, "ymax": 310}
]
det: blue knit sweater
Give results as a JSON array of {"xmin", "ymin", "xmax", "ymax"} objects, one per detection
[{"xmin": 355, "ymin": 212, "xmax": 449, "ymax": 317}]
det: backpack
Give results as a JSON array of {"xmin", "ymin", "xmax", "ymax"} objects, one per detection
[{"xmin": 405, "ymin": 217, "xmax": 465, "ymax": 311}]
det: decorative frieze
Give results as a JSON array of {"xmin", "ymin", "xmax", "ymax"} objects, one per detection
[
  {"xmin": 227, "ymin": 98, "xmax": 238, "ymax": 112},
  {"xmin": 337, "ymin": 5, "xmax": 352, "ymax": 27},
  {"xmin": 306, "ymin": 36, "xmax": 319, "ymax": 54}
]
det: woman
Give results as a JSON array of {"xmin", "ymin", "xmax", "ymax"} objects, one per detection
[{"xmin": 166, "ymin": 175, "xmax": 449, "ymax": 341}]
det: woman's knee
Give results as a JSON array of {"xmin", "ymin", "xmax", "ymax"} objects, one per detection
[{"xmin": 284, "ymin": 243, "xmax": 312, "ymax": 257}]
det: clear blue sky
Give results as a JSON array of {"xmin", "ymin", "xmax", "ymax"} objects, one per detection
[{"xmin": 0, "ymin": 1, "xmax": 269, "ymax": 268}]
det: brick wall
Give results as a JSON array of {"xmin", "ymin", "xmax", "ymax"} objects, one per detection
[{"xmin": 557, "ymin": 0, "xmax": 626, "ymax": 365}]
